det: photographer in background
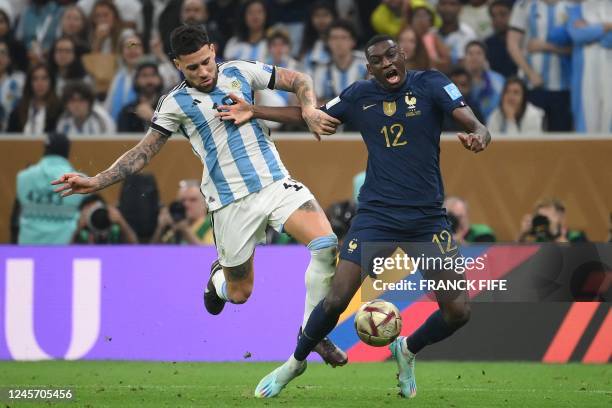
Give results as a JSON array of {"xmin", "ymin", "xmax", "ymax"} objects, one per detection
[
  {"xmin": 152, "ymin": 180, "xmax": 213, "ymax": 245},
  {"xmin": 73, "ymin": 194, "xmax": 138, "ymax": 244},
  {"xmin": 517, "ymin": 198, "xmax": 588, "ymax": 243},
  {"xmin": 444, "ymin": 196, "xmax": 496, "ymax": 244}
]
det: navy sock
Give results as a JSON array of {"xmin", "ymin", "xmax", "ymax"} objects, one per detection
[
  {"xmin": 406, "ymin": 310, "xmax": 458, "ymax": 354},
  {"xmin": 294, "ymin": 300, "xmax": 340, "ymax": 361}
]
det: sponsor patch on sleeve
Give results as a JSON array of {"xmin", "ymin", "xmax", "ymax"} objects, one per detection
[
  {"xmin": 262, "ymin": 64, "xmax": 273, "ymax": 73},
  {"xmin": 325, "ymin": 96, "xmax": 341, "ymax": 109},
  {"xmin": 444, "ymin": 83, "xmax": 462, "ymax": 101}
]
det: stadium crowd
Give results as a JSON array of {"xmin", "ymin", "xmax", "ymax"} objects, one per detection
[{"xmin": 0, "ymin": 0, "xmax": 610, "ymax": 136}]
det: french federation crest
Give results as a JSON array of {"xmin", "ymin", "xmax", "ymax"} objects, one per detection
[
  {"xmin": 383, "ymin": 101, "xmax": 396, "ymax": 116},
  {"xmin": 405, "ymin": 95, "xmax": 417, "ymax": 109}
]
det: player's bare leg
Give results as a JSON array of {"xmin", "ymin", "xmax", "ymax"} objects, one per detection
[
  {"xmin": 256, "ymin": 259, "xmax": 362, "ymax": 398},
  {"xmin": 284, "ymin": 199, "xmax": 348, "ymax": 367},
  {"xmin": 204, "ymin": 255, "xmax": 254, "ymax": 315}
]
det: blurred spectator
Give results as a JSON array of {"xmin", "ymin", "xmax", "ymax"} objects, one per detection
[
  {"xmin": 117, "ymin": 173, "xmax": 160, "ymax": 243},
  {"xmin": 398, "ymin": 26, "xmax": 430, "ymax": 70},
  {"xmin": 336, "ymin": 0, "xmax": 379, "ymax": 45},
  {"xmin": 56, "ymin": 81, "xmax": 116, "ymax": 135},
  {"xmin": 517, "ymin": 198, "xmax": 588, "ymax": 243},
  {"xmin": 180, "ymin": 0, "xmax": 224, "ymax": 56},
  {"xmin": 410, "ymin": 5, "xmax": 451, "ymax": 72},
  {"xmin": 224, "ymin": 0, "xmax": 269, "ymax": 61},
  {"xmin": 442, "ymin": 67, "xmax": 485, "ymax": 131},
  {"xmin": 117, "ymin": 61, "xmax": 163, "ymax": 132},
  {"xmin": 152, "ymin": 179, "xmax": 214, "ymax": 245},
  {"xmin": 0, "ymin": 1, "xmax": 27, "ymax": 71},
  {"xmin": 312, "ymin": 20, "xmax": 367, "ymax": 106},
  {"xmin": 257, "ymin": 27, "xmax": 299, "ymax": 130},
  {"xmin": 158, "ymin": 0, "xmax": 184, "ymax": 56},
  {"xmin": 265, "ymin": 0, "xmax": 311, "ymax": 56},
  {"xmin": 82, "ymin": 0, "xmax": 123, "ymax": 97},
  {"xmin": 77, "ymin": 0, "xmax": 142, "ymax": 33},
  {"xmin": 325, "ymin": 200, "xmax": 356, "ymax": 245},
  {"xmin": 298, "ymin": 1, "xmax": 336, "ymax": 70},
  {"xmin": 73, "ymin": 193, "xmax": 139, "ymax": 244},
  {"xmin": 507, "ymin": 0, "xmax": 572, "ymax": 131},
  {"xmin": 444, "ymin": 196, "xmax": 496, "ymax": 244},
  {"xmin": 15, "ymin": 0, "xmax": 64, "ymax": 64},
  {"xmin": 463, "ymin": 40, "xmax": 505, "ymax": 121},
  {"xmin": 484, "ymin": 0, "xmax": 517, "ymax": 78},
  {"xmin": 460, "ymin": 0, "xmax": 492, "ymax": 39},
  {"xmin": 15, "ymin": 133, "xmax": 84, "ymax": 244},
  {"xmin": 370, "ymin": 0, "xmax": 404, "ymax": 38},
  {"xmin": 0, "ymin": 39, "xmax": 24, "ymax": 131},
  {"xmin": 548, "ymin": 1, "xmax": 612, "ymax": 133},
  {"xmin": 56, "ymin": 4, "xmax": 90, "ymax": 52},
  {"xmin": 436, "ymin": 0, "xmax": 477, "ymax": 65},
  {"xmin": 488, "ymin": 77, "xmax": 544, "ymax": 134},
  {"xmin": 48, "ymin": 36, "xmax": 91, "ymax": 95},
  {"xmin": 7, "ymin": 63, "xmax": 61, "ymax": 134},
  {"xmin": 206, "ymin": 0, "xmax": 240, "ymax": 50}
]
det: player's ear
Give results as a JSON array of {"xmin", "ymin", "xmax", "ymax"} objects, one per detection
[
  {"xmin": 173, "ymin": 58, "xmax": 180, "ymax": 70},
  {"xmin": 366, "ymin": 63, "xmax": 373, "ymax": 76}
]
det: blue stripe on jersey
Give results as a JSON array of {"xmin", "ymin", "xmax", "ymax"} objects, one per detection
[
  {"xmin": 542, "ymin": 4, "xmax": 555, "ymax": 88},
  {"xmin": 173, "ymin": 90, "xmax": 235, "ymax": 206},
  {"xmin": 527, "ymin": 2, "xmax": 538, "ymax": 71},
  {"xmin": 223, "ymin": 67, "xmax": 285, "ymax": 181},
  {"xmin": 209, "ymin": 91, "xmax": 263, "ymax": 194},
  {"xmin": 573, "ymin": 47, "xmax": 586, "ymax": 132},
  {"xmin": 340, "ymin": 69, "xmax": 348, "ymax": 92}
]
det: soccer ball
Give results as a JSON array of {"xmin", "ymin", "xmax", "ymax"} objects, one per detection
[{"xmin": 354, "ymin": 299, "xmax": 402, "ymax": 347}]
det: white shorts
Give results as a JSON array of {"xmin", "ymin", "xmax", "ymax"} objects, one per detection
[{"xmin": 211, "ymin": 177, "xmax": 315, "ymax": 267}]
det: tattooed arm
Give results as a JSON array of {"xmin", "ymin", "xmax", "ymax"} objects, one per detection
[
  {"xmin": 51, "ymin": 129, "xmax": 168, "ymax": 197},
  {"xmin": 273, "ymin": 66, "xmax": 339, "ymax": 139}
]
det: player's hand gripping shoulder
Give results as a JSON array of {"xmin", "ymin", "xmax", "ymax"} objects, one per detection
[
  {"xmin": 274, "ymin": 66, "xmax": 340, "ymax": 139},
  {"xmin": 51, "ymin": 129, "xmax": 168, "ymax": 197},
  {"xmin": 215, "ymin": 94, "xmax": 256, "ymax": 125}
]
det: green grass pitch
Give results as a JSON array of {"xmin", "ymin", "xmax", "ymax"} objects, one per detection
[{"xmin": 0, "ymin": 361, "xmax": 610, "ymax": 407}]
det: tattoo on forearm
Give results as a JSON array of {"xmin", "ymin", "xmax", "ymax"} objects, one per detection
[
  {"xmin": 276, "ymin": 68, "xmax": 316, "ymax": 108},
  {"xmin": 298, "ymin": 200, "xmax": 320, "ymax": 212},
  {"xmin": 97, "ymin": 131, "xmax": 167, "ymax": 189}
]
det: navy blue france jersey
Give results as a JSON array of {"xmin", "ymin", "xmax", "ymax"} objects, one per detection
[{"xmin": 321, "ymin": 70, "xmax": 466, "ymax": 211}]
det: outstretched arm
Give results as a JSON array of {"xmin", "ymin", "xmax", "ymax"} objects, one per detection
[
  {"xmin": 215, "ymin": 94, "xmax": 340, "ymax": 135},
  {"xmin": 452, "ymin": 106, "xmax": 491, "ymax": 153},
  {"xmin": 273, "ymin": 67, "xmax": 340, "ymax": 138},
  {"xmin": 52, "ymin": 129, "xmax": 168, "ymax": 196}
]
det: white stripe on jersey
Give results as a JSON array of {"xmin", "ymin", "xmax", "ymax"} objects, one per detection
[
  {"xmin": 510, "ymin": 0, "xmax": 570, "ymax": 91},
  {"xmin": 151, "ymin": 60, "xmax": 289, "ymax": 211},
  {"xmin": 312, "ymin": 53, "xmax": 368, "ymax": 100}
]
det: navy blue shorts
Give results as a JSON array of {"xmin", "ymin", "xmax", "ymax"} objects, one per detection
[{"xmin": 340, "ymin": 205, "xmax": 456, "ymax": 266}]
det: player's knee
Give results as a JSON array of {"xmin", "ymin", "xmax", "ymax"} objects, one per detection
[
  {"xmin": 227, "ymin": 283, "xmax": 253, "ymax": 304},
  {"xmin": 443, "ymin": 303, "xmax": 471, "ymax": 329}
]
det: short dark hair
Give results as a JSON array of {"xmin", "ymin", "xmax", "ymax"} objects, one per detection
[
  {"xmin": 62, "ymin": 81, "xmax": 95, "ymax": 108},
  {"xmin": 44, "ymin": 132, "xmax": 70, "ymax": 158},
  {"xmin": 489, "ymin": 0, "xmax": 512, "ymax": 14},
  {"xmin": 79, "ymin": 193, "xmax": 106, "ymax": 211},
  {"xmin": 364, "ymin": 34, "xmax": 395, "ymax": 58},
  {"xmin": 170, "ymin": 24, "xmax": 210, "ymax": 58},
  {"xmin": 465, "ymin": 39, "xmax": 487, "ymax": 54},
  {"xmin": 449, "ymin": 66, "xmax": 470, "ymax": 81},
  {"xmin": 327, "ymin": 19, "xmax": 357, "ymax": 42}
]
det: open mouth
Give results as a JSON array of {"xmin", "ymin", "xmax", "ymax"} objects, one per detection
[{"xmin": 384, "ymin": 68, "xmax": 400, "ymax": 85}]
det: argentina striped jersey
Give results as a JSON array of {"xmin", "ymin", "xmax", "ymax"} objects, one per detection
[{"xmin": 150, "ymin": 60, "xmax": 288, "ymax": 211}]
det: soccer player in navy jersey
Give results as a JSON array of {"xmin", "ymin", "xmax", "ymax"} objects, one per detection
[{"xmin": 216, "ymin": 34, "xmax": 491, "ymax": 399}]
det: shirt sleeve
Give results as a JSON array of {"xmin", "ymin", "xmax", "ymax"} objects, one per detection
[
  {"xmin": 150, "ymin": 93, "xmax": 183, "ymax": 137},
  {"xmin": 318, "ymin": 83, "xmax": 358, "ymax": 123},
  {"xmin": 426, "ymin": 71, "xmax": 467, "ymax": 115},
  {"xmin": 509, "ymin": 0, "xmax": 529, "ymax": 33},
  {"xmin": 232, "ymin": 60, "xmax": 276, "ymax": 91}
]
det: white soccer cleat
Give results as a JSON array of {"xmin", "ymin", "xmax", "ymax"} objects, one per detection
[
  {"xmin": 254, "ymin": 356, "xmax": 307, "ymax": 398},
  {"xmin": 390, "ymin": 336, "xmax": 417, "ymax": 398}
]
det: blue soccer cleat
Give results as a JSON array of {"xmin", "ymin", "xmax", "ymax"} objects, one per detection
[
  {"xmin": 254, "ymin": 357, "xmax": 307, "ymax": 398},
  {"xmin": 390, "ymin": 336, "xmax": 417, "ymax": 398}
]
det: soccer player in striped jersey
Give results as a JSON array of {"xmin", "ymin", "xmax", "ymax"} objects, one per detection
[{"xmin": 51, "ymin": 25, "xmax": 347, "ymax": 367}]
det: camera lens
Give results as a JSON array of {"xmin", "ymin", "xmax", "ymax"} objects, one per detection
[
  {"xmin": 90, "ymin": 207, "xmax": 111, "ymax": 231},
  {"xmin": 169, "ymin": 201, "xmax": 187, "ymax": 222}
]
